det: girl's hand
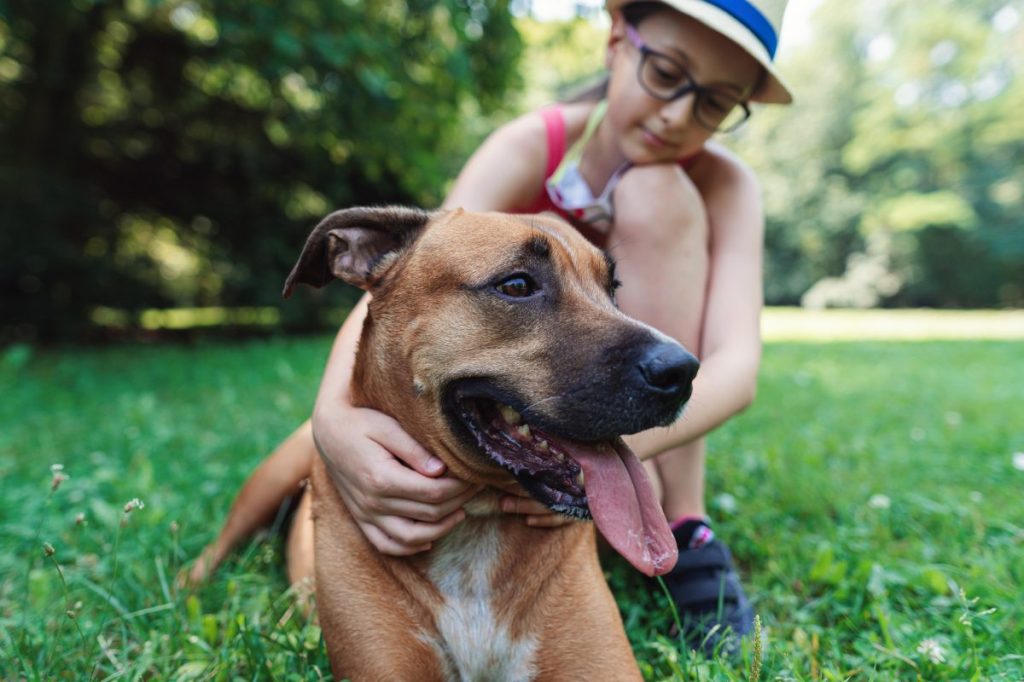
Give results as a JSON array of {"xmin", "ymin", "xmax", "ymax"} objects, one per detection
[
  {"xmin": 500, "ymin": 491, "xmax": 578, "ymax": 528},
  {"xmin": 312, "ymin": 402, "xmax": 481, "ymax": 556}
]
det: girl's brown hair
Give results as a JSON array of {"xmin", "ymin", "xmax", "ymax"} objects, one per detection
[{"xmin": 563, "ymin": 2, "xmax": 667, "ymax": 103}]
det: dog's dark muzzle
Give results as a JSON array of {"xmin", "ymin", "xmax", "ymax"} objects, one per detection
[
  {"xmin": 441, "ymin": 333, "xmax": 697, "ymax": 471},
  {"xmin": 529, "ymin": 335, "xmax": 698, "ymax": 442}
]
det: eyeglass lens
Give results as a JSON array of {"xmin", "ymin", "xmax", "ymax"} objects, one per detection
[{"xmin": 639, "ymin": 51, "xmax": 749, "ymax": 132}]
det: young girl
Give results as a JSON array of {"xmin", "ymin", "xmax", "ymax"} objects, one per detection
[{"xmin": 307, "ymin": 0, "xmax": 792, "ymax": 654}]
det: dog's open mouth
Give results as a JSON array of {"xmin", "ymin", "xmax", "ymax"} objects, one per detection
[
  {"xmin": 456, "ymin": 398, "xmax": 590, "ymax": 519},
  {"xmin": 447, "ymin": 385, "xmax": 679, "ymax": 577}
]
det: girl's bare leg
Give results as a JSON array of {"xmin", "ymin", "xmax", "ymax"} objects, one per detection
[
  {"xmin": 608, "ymin": 164, "xmax": 710, "ymax": 520},
  {"xmin": 188, "ymin": 421, "xmax": 317, "ymax": 584}
]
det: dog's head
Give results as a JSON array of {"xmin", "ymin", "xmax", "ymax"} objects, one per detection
[{"xmin": 285, "ymin": 206, "xmax": 699, "ymax": 575}]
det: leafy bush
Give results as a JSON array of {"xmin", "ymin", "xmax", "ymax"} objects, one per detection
[{"xmin": 0, "ymin": 0, "xmax": 521, "ymax": 342}]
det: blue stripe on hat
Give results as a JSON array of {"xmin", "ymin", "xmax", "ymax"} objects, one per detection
[{"xmin": 702, "ymin": 0, "xmax": 778, "ymax": 58}]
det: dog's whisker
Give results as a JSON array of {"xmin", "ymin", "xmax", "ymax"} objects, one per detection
[{"xmin": 520, "ymin": 394, "xmax": 568, "ymax": 414}]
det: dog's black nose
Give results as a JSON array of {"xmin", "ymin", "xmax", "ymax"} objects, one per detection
[{"xmin": 638, "ymin": 343, "xmax": 699, "ymax": 395}]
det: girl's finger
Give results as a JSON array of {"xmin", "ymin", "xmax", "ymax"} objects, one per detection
[
  {"xmin": 361, "ymin": 524, "xmax": 431, "ymax": 556},
  {"xmin": 377, "ymin": 509, "xmax": 467, "ymax": 546},
  {"xmin": 378, "ymin": 485, "xmax": 483, "ymax": 523}
]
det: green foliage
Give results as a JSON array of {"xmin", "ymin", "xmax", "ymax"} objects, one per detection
[
  {"xmin": 514, "ymin": 15, "xmax": 606, "ymax": 110},
  {"xmin": 738, "ymin": 0, "xmax": 1024, "ymax": 308},
  {"xmin": 870, "ymin": 191, "xmax": 977, "ymax": 233},
  {"xmin": 2, "ymin": 325, "xmax": 1023, "ymax": 678},
  {"xmin": 0, "ymin": 0, "xmax": 521, "ymax": 342},
  {"xmin": 3, "ymin": 0, "xmax": 1022, "ymax": 343}
]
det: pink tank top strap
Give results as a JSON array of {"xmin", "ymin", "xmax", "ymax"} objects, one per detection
[
  {"xmin": 519, "ymin": 106, "xmax": 566, "ymax": 214},
  {"xmin": 540, "ymin": 105, "xmax": 566, "ymax": 180}
]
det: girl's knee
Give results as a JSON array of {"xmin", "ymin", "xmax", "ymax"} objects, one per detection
[{"xmin": 612, "ymin": 164, "xmax": 708, "ymax": 247}]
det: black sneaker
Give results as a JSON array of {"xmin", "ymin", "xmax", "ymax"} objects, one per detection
[{"xmin": 655, "ymin": 526, "xmax": 754, "ymax": 657}]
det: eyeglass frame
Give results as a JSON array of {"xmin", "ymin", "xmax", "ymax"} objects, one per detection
[{"xmin": 624, "ymin": 24, "xmax": 753, "ymax": 133}]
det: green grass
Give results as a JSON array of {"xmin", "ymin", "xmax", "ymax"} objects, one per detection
[{"xmin": 2, "ymin": 333, "xmax": 1022, "ymax": 680}]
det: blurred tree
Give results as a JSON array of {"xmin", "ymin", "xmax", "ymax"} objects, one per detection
[
  {"xmin": 740, "ymin": 0, "xmax": 1024, "ymax": 308},
  {"xmin": 737, "ymin": 0, "xmax": 869, "ymax": 306},
  {"xmin": 845, "ymin": 0, "xmax": 1024, "ymax": 307},
  {"xmin": 514, "ymin": 15, "xmax": 605, "ymax": 110},
  {"xmin": 2, "ymin": 0, "xmax": 1020, "ymax": 343},
  {"xmin": 0, "ymin": 0, "xmax": 521, "ymax": 341}
]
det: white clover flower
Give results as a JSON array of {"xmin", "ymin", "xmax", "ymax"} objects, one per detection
[
  {"xmin": 121, "ymin": 498, "xmax": 146, "ymax": 526},
  {"xmin": 123, "ymin": 498, "xmax": 145, "ymax": 513},
  {"xmin": 1013, "ymin": 452, "xmax": 1024, "ymax": 472},
  {"xmin": 51, "ymin": 470, "xmax": 69, "ymax": 492},
  {"xmin": 917, "ymin": 638, "xmax": 946, "ymax": 664},
  {"xmin": 868, "ymin": 494, "xmax": 891, "ymax": 510},
  {"xmin": 713, "ymin": 492, "xmax": 738, "ymax": 514},
  {"xmin": 49, "ymin": 463, "xmax": 69, "ymax": 491}
]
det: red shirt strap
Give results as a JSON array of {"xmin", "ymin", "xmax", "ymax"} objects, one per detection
[{"xmin": 520, "ymin": 107, "xmax": 566, "ymax": 214}]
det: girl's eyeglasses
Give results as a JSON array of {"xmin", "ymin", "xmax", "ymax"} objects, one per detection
[{"xmin": 626, "ymin": 25, "xmax": 751, "ymax": 133}]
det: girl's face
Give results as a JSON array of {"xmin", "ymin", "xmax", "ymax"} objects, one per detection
[{"xmin": 604, "ymin": 9, "xmax": 762, "ymax": 163}]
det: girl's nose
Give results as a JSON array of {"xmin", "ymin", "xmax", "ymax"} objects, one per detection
[{"xmin": 659, "ymin": 94, "xmax": 695, "ymax": 129}]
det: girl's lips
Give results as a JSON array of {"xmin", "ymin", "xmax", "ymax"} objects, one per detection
[
  {"xmin": 641, "ymin": 127, "xmax": 668, "ymax": 148},
  {"xmin": 640, "ymin": 127, "xmax": 687, "ymax": 154}
]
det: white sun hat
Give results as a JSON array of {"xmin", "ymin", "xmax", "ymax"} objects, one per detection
[{"xmin": 607, "ymin": 0, "xmax": 793, "ymax": 104}]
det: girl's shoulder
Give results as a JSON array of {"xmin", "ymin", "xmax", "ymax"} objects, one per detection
[
  {"xmin": 446, "ymin": 103, "xmax": 595, "ymax": 212},
  {"xmin": 491, "ymin": 101, "xmax": 597, "ymax": 151}
]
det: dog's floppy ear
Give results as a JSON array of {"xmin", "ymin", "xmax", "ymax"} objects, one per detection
[{"xmin": 283, "ymin": 206, "xmax": 433, "ymax": 297}]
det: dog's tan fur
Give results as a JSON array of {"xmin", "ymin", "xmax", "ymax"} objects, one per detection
[{"xmin": 192, "ymin": 207, "xmax": 695, "ymax": 680}]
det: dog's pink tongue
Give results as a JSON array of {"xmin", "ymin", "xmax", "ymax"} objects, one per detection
[{"xmin": 564, "ymin": 439, "xmax": 678, "ymax": 577}]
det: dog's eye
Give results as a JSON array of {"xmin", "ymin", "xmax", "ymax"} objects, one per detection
[{"xmin": 495, "ymin": 274, "xmax": 538, "ymax": 298}]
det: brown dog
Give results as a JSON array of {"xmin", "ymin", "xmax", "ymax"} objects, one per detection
[{"xmin": 192, "ymin": 207, "xmax": 699, "ymax": 680}]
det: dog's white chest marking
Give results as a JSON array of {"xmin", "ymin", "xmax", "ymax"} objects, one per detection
[{"xmin": 421, "ymin": 521, "xmax": 537, "ymax": 682}]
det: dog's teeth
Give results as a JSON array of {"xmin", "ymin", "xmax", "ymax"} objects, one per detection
[
  {"xmin": 538, "ymin": 439, "xmax": 550, "ymax": 452},
  {"xmin": 499, "ymin": 404, "xmax": 522, "ymax": 425},
  {"xmin": 575, "ymin": 471, "xmax": 585, "ymax": 488},
  {"xmin": 517, "ymin": 424, "xmax": 531, "ymax": 439}
]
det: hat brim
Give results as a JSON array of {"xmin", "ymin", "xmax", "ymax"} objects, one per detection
[{"xmin": 607, "ymin": 0, "xmax": 792, "ymax": 104}]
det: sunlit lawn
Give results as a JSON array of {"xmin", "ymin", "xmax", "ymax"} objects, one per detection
[
  {"xmin": 762, "ymin": 307, "xmax": 1024, "ymax": 341},
  {"xmin": 2, "ymin": 309, "xmax": 1022, "ymax": 680}
]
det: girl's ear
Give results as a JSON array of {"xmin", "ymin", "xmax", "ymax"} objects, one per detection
[{"xmin": 606, "ymin": 11, "xmax": 628, "ymax": 71}]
